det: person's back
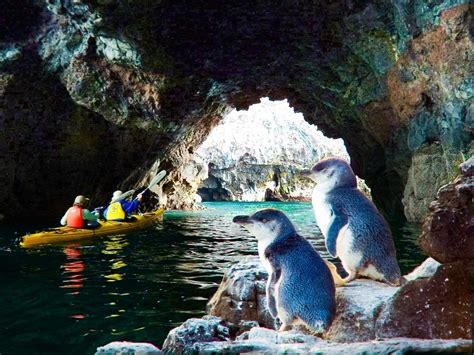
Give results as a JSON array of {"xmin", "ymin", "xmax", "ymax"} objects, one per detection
[
  {"xmin": 60, "ymin": 195, "xmax": 99, "ymax": 228},
  {"xmin": 104, "ymin": 190, "xmax": 142, "ymax": 221}
]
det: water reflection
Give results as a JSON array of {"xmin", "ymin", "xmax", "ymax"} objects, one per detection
[
  {"xmin": 60, "ymin": 246, "xmax": 86, "ymax": 294},
  {"xmin": 101, "ymin": 235, "xmax": 128, "ymax": 282}
]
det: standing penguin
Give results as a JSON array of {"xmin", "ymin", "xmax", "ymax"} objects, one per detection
[
  {"xmin": 233, "ymin": 209, "xmax": 336, "ymax": 333},
  {"xmin": 301, "ymin": 157, "xmax": 402, "ymax": 286}
]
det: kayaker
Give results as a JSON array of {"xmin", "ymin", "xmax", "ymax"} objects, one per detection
[
  {"xmin": 60, "ymin": 195, "xmax": 99, "ymax": 228},
  {"xmin": 103, "ymin": 190, "xmax": 143, "ymax": 221}
]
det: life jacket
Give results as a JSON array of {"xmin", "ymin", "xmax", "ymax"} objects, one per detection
[
  {"xmin": 66, "ymin": 205, "xmax": 83, "ymax": 228},
  {"xmin": 105, "ymin": 201, "xmax": 126, "ymax": 221}
]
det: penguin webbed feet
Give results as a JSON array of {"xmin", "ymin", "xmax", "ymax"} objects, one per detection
[{"xmin": 324, "ymin": 260, "xmax": 348, "ymax": 287}]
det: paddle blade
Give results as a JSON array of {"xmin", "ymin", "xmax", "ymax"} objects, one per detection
[{"xmin": 147, "ymin": 170, "xmax": 167, "ymax": 190}]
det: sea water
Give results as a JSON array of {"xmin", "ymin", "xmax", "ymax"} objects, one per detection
[{"xmin": 0, "ymin": 202, "xmax": 424, "ymax": 354}]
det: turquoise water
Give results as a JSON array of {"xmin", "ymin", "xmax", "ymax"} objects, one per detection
[{"xmin": 0, "ymin": 202, "xmax": 424, "ymax": 354}]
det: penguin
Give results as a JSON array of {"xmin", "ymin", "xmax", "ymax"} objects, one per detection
[
  {"xmin": 301, "ymin": 157, "xmax": 402, "ymax": 286},
  {"xmin": 233, "ymin": 209, "xmax": 336, "ymax": 333}
]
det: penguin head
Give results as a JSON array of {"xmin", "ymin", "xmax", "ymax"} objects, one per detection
[
  {"xmin": 301, "ymin": 157, "xmax": 357, "ymax": 189},
  {"xmin": 233, "ymin": 209, "xmax": 295, "ymax": 242}
]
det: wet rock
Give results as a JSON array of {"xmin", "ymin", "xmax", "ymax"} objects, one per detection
[
  {"xmin": 376, "ymin": 261, "xmax": 473, "ymax": 339},
  {"xmin": 162, "ymin": 315, "xmax": 233, "ymax": 354},
  {"xmin": 418, "ymin": 158, "xmax": 474, "ymax": 263},
  {"xmin": 95, "ymin": 341, "xmax": 162, "ymax": 354}
]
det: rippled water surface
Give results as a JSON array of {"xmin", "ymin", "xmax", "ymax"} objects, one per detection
[{"xmin": 0, "ymin": 202, "xmax": 424, "ymax": 354}]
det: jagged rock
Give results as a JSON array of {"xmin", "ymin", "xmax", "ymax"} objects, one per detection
[
  {"xmin": 376, "ymin": 261, "xmax": 473, "ymax": 339},
  {"xmin": 459, "ymin": 156, "xmax": 474, "ymax": 175},
  {"xmin": 161, "ymin": 315, "xmax": 233, "ymax": 354},
  {"xmin": 418, "ymin": 157, "xmax": 474, "ymax": 263},
  {"xmin": 162, "ymin": 322, "xmax": 472, "ymax": 354},
  {"xmin": 404, "ymin": 257, "xmax": 441, "ymax": 282},
  {"xmin": 95, "ymin": 341, "xmax": 162, "ymax": 354},
  {"xmin": 206, "ymin": 257, "xmax": 276, "ymax": 329}
]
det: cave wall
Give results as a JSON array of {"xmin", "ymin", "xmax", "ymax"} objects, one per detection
[{"xmin": 0, "ymin": 0, "xmax": 472, "ymax": 220}]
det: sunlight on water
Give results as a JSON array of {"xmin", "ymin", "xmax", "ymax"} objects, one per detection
[{"xmin": 0, "ymin": 201, "xmax": 424, "ymax": 354}]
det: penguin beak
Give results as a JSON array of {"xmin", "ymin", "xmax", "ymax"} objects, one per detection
[{"xmin": 233, "ymin": 215, "xmax": 252, "ymax": 225}]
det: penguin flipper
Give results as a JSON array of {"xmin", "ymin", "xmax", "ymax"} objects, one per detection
[
  {"xmin": 326, "ymin": 206, "xmax": 348, "ymax": 257},
  {"xmin": 266, "ymin": 270, "xmax": 280, "ymax": 318}
]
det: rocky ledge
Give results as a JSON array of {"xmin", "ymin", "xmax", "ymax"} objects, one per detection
[{"xmin": 155, "ymin": 255, "xmax": 472, "ymax": 354}]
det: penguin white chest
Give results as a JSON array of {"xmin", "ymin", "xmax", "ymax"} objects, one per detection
[
  {"xmin": 311, "ymin": 187, "xmax": 332, "ymax": 237},
  {"xmin": 257, "ymin": 238, "xmax": 274, "ymax": 275},
  {"xmin": 336, "ymin": 226, "xmax": 362, "ymax": 270}
]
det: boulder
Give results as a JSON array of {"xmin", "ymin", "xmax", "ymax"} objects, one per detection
[
  {"xmin": 161, "ymin": 315, "xmax": 234, "ymax": 354},
  {"xmin": 376, "ymin": 260, "xmax": 473, "ymax": 339},
  {"xmin": 418, "ymin": 157, "xmax": 474, "ymax": 263},
  {"xmin": 206, "ymin": 257, "xmax": 277, "ymax": 329},
  {"xmin": 327, "ymin": 280, "xmax": 398, "ymax": 342},
  {"xmin": 95, "ymin": 341, "xmax": 162, "ymax": 354}
]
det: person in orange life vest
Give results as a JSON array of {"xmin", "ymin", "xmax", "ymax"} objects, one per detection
[
  {"xmin": 60, "ymin": 195, "xmax": 99, "ymax": 228},
  {"xmin": 103, "ymin": 190, "xmax": 143, "ymax": 221}
]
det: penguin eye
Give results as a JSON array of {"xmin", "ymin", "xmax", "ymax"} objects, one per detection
[{"xmin": 260, "ymin": 218, "xmax": 269, "ymax": 223}]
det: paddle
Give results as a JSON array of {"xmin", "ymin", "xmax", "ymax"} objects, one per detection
[
  {"xmin": 133, "ymin": 170, "xmax": 167, "ymax": 200},
  {"xmin": 95, "ymin": 170, "xmax": 166, "ymax": 215},
  {"xmin": 111, "ymin": 189, "xmax": 135, "ymax": 202}
]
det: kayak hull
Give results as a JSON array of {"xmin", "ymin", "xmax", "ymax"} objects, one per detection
[{"xmin": 20, "ymin": 208, "xmax": 165, "ymax": 248}]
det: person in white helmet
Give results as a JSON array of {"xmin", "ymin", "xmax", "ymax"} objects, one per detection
[{"xmin": 103, "ymin": 190, "xmax": 143, "ymax": 221}]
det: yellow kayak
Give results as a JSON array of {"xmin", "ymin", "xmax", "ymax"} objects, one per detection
[{"xmin": 20, "ymin": 208, "xmax": 165, "ymax": 248}]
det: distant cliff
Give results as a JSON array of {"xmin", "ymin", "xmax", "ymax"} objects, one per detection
[{"xmin": 191, "ymin": 98, "xmax": 348, "ymax": 202}]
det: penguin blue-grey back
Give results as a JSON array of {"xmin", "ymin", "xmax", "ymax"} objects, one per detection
[
  {"xmin": 301, "ymin": 157, "xmax": 402, "ymax": 286},
  {"xmin": 233, "ymin": 209, "xmax": 336, "ymax": 333}
]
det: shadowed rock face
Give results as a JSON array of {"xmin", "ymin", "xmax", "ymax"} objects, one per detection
[
  {"xmin": 0, "ymin": 0, "xmax": 472, "ymax": 219},
  {"xmin": 418, "ymin": 157, "xmax": 474, "ymax": 263}
]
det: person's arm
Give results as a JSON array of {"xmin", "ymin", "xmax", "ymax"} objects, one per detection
[
  {"xmin": 60, "ymin": 210, "xmax": 68, "ymax": 226},
  {"xmin": 121, "ymin": 194, "xmax": 143, "ymax": 214},
  {"xmin": 82, "ymin": 209, "xmax": 99, "ymax": 221},
  {"xmin": 121, "ymin": 200, "xmax": 140, "ymax": 214}
]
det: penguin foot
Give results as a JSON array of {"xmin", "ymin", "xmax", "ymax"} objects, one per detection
[
  {"xmin": 342, "ymin": 270, "xmax": 356, "ymax": 284},
  {"xmin": 324, "ymin": 260, "xmax": 347, "ymax": 287}
]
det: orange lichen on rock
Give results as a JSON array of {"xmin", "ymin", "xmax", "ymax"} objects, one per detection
[{"xmin": 386, "ymin": 4, "xmax": 472, "ymax": 122}]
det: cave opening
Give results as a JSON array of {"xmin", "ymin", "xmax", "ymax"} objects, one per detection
[{"xmin": 191, "ymin": 97, "xmax": 363, "ymax": 203}]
